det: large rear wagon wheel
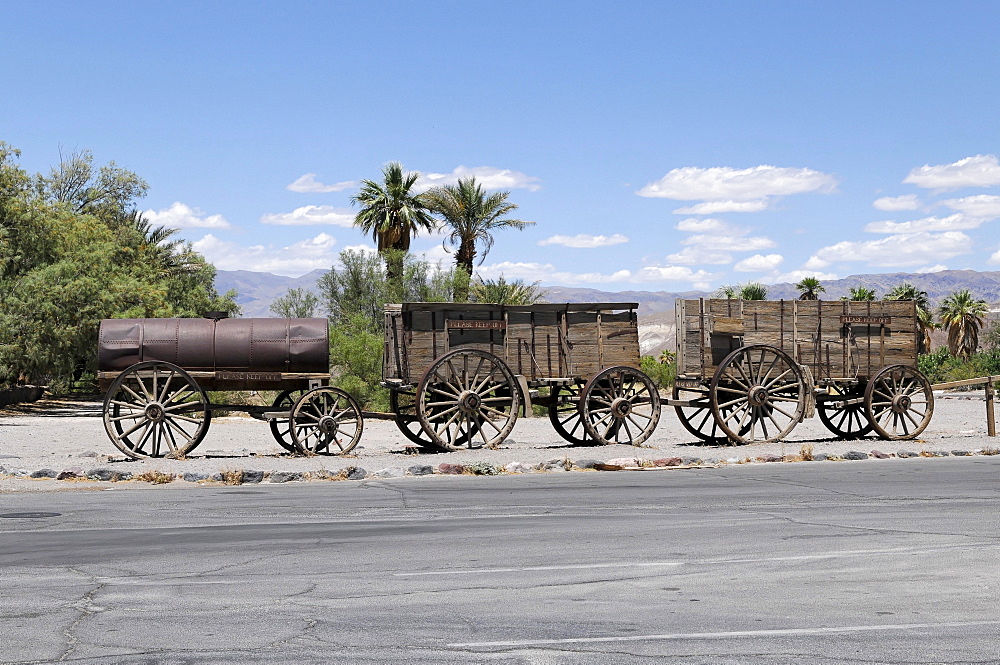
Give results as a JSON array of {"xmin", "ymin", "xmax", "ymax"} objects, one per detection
[
  {"xmin": 709, "ymin": 345, "xmax": 806, "ymax": 444},
  {"xmin": 103, "ymin": 361, "xmax": 211, "ymax": 459},
  {"xmin": 864, "ymin": 365, "xmax": 934, "ymax": 440},
  {"xmin": 580, "ymin": 366, "xmax": 661, "ymax": 446},
  {"xmin": 416, "ymin": 349, "xmax": 520, "ymax": 451}
]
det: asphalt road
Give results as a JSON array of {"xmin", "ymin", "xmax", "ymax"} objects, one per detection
[{"xmin": 1, "ymin": 457, "xmax": 998, "ymax": 664}]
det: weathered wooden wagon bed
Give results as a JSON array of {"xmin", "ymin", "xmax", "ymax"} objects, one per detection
[
  {"xmin": 381, "ymin": 302, "xmax": 662, "ymax": 451},
  {"xmin": 670, "ymin": 298, "xmax": 933, "ymax": 444}
]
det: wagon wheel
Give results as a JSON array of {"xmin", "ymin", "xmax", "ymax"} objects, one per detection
[
  {"xmin": 817, "ymin": 392, "xmax": 873, "ymax": 439},
  {"xmin": 416, "ymin": 349, "xmax": 520, "ymax": 450},
  {"xmin": 103, "ymin": 361, "xmax": 211, "ymax": 459},
  {"xmin": 864, "ymin": 365, "xmax": 934, "ymax": 440},
  {"xmin": 580, "ymin": 366, "xmax": 662, "ymax": 446},
  {"xmin": 547, "ymin": 381, "xmax": 596, "ymax": 446},
  {"xmin": 672, "ymin": 386, "xmax": 730, "ymax": 444},
  {"xmin": 289, "ymin": 387, "xmax": 363, "ymax": 455},
  {"xmin": 388, "ymin": 388, "xmax": 479, "ymax": 450},
  {"xmin": 709, "ymin": 345, "xmax": 806, "ymax": 444},
  {"xmin": 268, "ymin": 389, "xmax": 306, "ymax": 453}
]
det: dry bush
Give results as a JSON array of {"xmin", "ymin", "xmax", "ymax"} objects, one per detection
[
  {"xmin": 134, "ymin": 470, "xmax": 175, "ymax": 485},
  {"xmin": 220, "ymin": 469, "xmax": 244, "ymax": 485}
]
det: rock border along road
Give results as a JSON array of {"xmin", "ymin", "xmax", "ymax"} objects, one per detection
[{"xmin": 0, "ymin": 392, "xmax": 997, "ymax": 491}]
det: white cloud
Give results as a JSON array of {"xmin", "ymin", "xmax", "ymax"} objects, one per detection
[
  {"xmin": 259, "ymin": 205, "xmax": 356, "ymax": 227},
  {"xmin": 416, "ymin": 166, "xmax": 541, "ymax": 192},
  {"xmin": 144, "ymin": 202, "xmax": 231, "ymax": 229},
  {"xmin": 633, "ymin": 266, "xmax": 716, "ymax": 283},
  {"xmin": 942, "ymin": 194, "xmax": 1000, "ymax": 219},
  {"xmin": 772, "ymin": 269, "xmax": 839, "ymax": 283},
  {"xmin": 915, "ymin": 264, "xmax": 948, "ymax": 273},
  {"xmin": 864, "ymin": 213, "xmax": 978, "ymax": 234},
  {"xmin": 990, "ymin": 250, "xmax": 1000, "ymax": 265},
  {"xmin": 674, "ymin": 218, "xmax": 745, "ymax": 234},
  {"xmin": 872, "ymin": 194, "xmax": 921, "ymax": 211},
  {"xmin": 286, "ymin": 173, "xmax": 356, "ymax": 193},
  {"xmin": 538, "ymin": 234, "xmax": 628, "ymax": 248},
  {"xmin": 903, "ymin": 154, "xmax": 1000, "ymax": 190},
  {"xmin": 192, "ymin": 232, "xmax": 338, "ymax": 277},
  {"xmin": 637, "ymin": 165, "xmax": 837, "ymax": 201},
  {"xmin": 681, "ymin": 234, "xmax": 776, "ymax": 251},
  {"xmin": 734, "ymin": 254, "xmax": 784, "ymax": 272},
  {"xmin": 665, "ymin": 246, "xmax": 732, "ymax": 265},
  {"xmin": 803, "ymin": 255, "xmax": 830, "ymax": 270},
  {"xmin": 672, "ymin": 200, "xmax": 769, "ymax": 214},
  {"xmin": 476, "ymin": 261, "xmax": 631, "ymax": 285},
  {"xmin": 814, "ymin": 231, "xmax": 973, "ymax": 268}
]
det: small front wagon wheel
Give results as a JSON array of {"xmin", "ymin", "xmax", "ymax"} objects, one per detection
[
  {"xmin": 103, "ymin": 361, "xmax": 211, "ymax": 459},
  {"xmin": 864, "ymin": 365, "xmax": 934, "ymax": 440},
  {"xmin": 290, "ymin": 387, "xmax": 363, "ymax": 455},
  {"xmin": 580, "ymin": 366, "xmax": 661, "ymax": 446}
]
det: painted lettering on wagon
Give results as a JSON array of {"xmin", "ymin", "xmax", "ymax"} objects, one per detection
[
  {"xmin": 840, "ymin": 316, "xmax": 892, "ymax": 325},
  {"xmin": 217, "ymin": 371, "xmax": 282, "ymax": 381},
  {"xmin": 446, "ymin": 320, "xmax": 507, "ymax": 330}
]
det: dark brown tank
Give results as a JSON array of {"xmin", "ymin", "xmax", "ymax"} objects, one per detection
[{"xmin": 98, "ymin": 318, "xmax": 329, "ymax": 374}]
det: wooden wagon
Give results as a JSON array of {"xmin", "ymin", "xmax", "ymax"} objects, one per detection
[
  {"xmin": 381, "ymin": 302, "xmax": 662, "ymax": 450},
  {"xmin": 670, "ymin": 298, "xmax": 934, "ymax": 444},
  {"xmin": 97, "ymin": 316, "xmax": 365, "ymax": 459}
]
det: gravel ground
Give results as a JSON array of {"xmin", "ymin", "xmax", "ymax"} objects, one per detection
[{"xmin": 0, "ymin": 391, "xmax": 997, "ymax": 491}]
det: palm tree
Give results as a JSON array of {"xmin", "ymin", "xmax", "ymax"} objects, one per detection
[
  {"xmin": 470, "ymin": 275, "xmax": 542, "ymax": 305},
  {"xmin": 795, "ymin": 276, "xmax": 825, "ymax": 300},
  {"xmin": 843, "ymin": 286, "xmax": 876, "ymax": 301},
  {"xmin": 351, "ymin": 162, "xmax": 436, "ymax": 284},
  {"xmin": 716, "ymin": 284, "xmax": 738, "ymax": 299},
  {"xmin": 916, "ymin": 307, "xmax": 938, "ymax": 353},
  {"xmin": 937, "ymin": 289, "xmax": 988, "ymax": 359},
  {"xmin": 739, "ymin": 282, "xmax": 768, "ymax": 300},
  {"xmin": 883, "ymin": 282, "xmax": 930, "ymax": 313},
  {"xmin": 423, "ymin": 177, "xmax": 534, "ymax": 299},
  {"xmin": 884, "ymin": 282, "xmax": 932, "ymax": 350}
]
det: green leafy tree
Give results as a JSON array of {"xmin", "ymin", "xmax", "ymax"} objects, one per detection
[
  {"xmin": 423, "ymin": 177, "xmax": 534, "ymax": 299},
  {"xmin": 795, "ymin": 276, "xmax": 824, "ymax": 300},
  {"xmin": 351, "ymin": 162, "xmax": 436, "ymax": 286},
  {"xmin": 470, "ymin": 275, "xmax": 542, "ymax": 305},
  {"xmin": 937, "ymin": 289, "xmax": 988, "ymax": 359},
  {"xmin": 0, "ymin": 144, "xmax": 237, "ymax": 391},
  {"xmin": 270, "ymin": 287, "xmax": 319, "ymax": 318}
]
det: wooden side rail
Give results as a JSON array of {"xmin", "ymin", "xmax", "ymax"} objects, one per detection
[{"xmin": 930, "ymin": 375, "xmax": 999, "ymax": 437}]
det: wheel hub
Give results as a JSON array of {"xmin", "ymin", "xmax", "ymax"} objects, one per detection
[
  {"xmin": 748, "ymin": 386, "xmax": 769, "ymax": 407},
  {"xmin": 458, "ymin": 391, "xmax": 483, "ymax": 414},
  {"xmin": 144, "ymin": 402, "xmax": 165, "ymax": 422},
  {"xmin": 611, "ymin": 397, "xmax": 632, "ymax": 418},
  {"xmin": 318, "ymin": 415, "xmax": 339, "ymax": 434},
  {"xmin": 892, "ymin": 394, "xmax": 912, "ymax": 413}
]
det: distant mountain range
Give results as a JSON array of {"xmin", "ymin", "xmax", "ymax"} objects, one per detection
[{"xmin": 215, "ymin": 268, "xmax": 1000, "ymax": 357}]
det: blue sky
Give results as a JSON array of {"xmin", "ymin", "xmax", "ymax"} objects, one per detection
[{"xmin": 5, "ymin": 1, "xmax": 1000, "ymax": 291}]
